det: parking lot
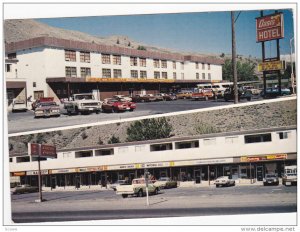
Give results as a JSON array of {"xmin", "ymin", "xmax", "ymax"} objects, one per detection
[{"xmin": 7, "ymin": 97, "xmax": 262, "ymax": 134}]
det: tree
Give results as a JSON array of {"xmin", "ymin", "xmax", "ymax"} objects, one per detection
[
  {"xmin": 108, "ymin": 135, "xmax": 120, "ymax": 144},
  {"xmin": 128, "ymin": 41, "xmax": 131, "ymax": 47},
  {"xmin": 126, "ymin": 118, "xmax": 173, "ymax": 142},
  {"xmin": 222, "ymin": 58, "xmax": 258, "ymax": 82},
  {"xmin": 137, "ymin": 45, "xmax": 146, "ymax": 51},
  {"xmin": 116, "ymin": 38, "xmax": 120, "ymax": 44}
]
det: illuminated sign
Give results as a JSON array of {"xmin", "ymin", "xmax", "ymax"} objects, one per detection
[
  {"xmin": 240, "ymin": 154, "xmax": 287, "ymax": 162},
  {"xmin": 258, "ymin": 60, "xmax": 285, "ymax": 72},
  {"xmin": 86, "ymin": 77, "xmax": 174, "ymax": 83},
  {"xmin": 28, "ymin": 143, "xmax": 57, "ymax": 158},
  {"xmin": 256, "ymin": 13, "xmax": 284, "ymax": 42},
  {"xmin": 27, "ymin": 170, "xmax": 48, "ymax": 176},
  {"xmin": 13, "ymin": 172, "xmax": 26, "ymax": 176}
]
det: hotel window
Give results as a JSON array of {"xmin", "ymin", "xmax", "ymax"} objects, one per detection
[
  {"xmin": 208, "ymin": 63, "xmax": 211, "ymax": 70},
  {"xmin": 181, "ymin": 73, "xmax": 184, "ymax": 80},
  {"xmin": 131, "ymin": 70, "xmax": 138, "ymax": 78},
  {"xmin": 173, "ymin": 61, "xmax": 176, "ymax": 69},
  {"xmin": 95, "ymin": 149, "xmax": 114, "ymax": 156},
  {"xmin": 130, "ymin": 57, "xmax": 138, "ymax": 66},
  {"xmin": 202, "ymin": 63, "xmax": 205, "ymax": 69},
  {"xmin": 150, "ymin": 143, "xmax": 173, "ymax": 152},
  {"xmin": 113, "ymin": 55, "xmax": 121, "ymax": 65},
  {"xmin": 162, "ymin": 72, "xmax": 168, "ymax": 79},
  {"xmin": 154, "ymin": 71, "xmax": 160, "ymax": 79},
  {"xmin": 175, "ymin": 140, "xmax": 199, "ymax": 149},
  {"xmin": 33, "ymin": 82, "xmax": 36, "ymax": 87},
  {"xmin": 202, "ymin": 73, "xmax": 205, "ymax": 80},
  {"xmin": 113, "ymin": 69, "xmax": 122, "ymax": 78},
  {"xmin": 80, "ymin": 67, "xmax": 91, "ymax": 78},
  {"xmin": 102, "ymin": 54, "xmax": 111, "ymax": 64},
  {"xmin": 75, "ymin": 151, "xmax": 93, "ymax": 158},
  {"xmin": 196, "ymin": 62, "xmax": 199, "ymax": 69},
  {"xmin": 208, "ymin": 73, "xmax": 211, "ymax": 80},
  {"xmin": 16, "ymin": 156, "xmax": 30, "ymax": 163},
  {"xmin": 80, "ymin": 51, "xmax": 90, "ymax": 63},
  {"xmin": 139, "ymin": 58, "xmax": 146, "ymax": 67},
  {"xmin": 154, "ymin": 59, "xmax": 160, "ymax": 68},
  {"xmin": 6, "ymin": 64, "xmax": 11, "ymax": 72},
  {"xmin": 65, "ymin": 50, "xmax": 76, "ymax": 62},
  {"xmin": 173, "ymin": 72, "xmax": 177, "ymax": 79},
  {"xmin": 65, "ymin": 66, "xmax": 77, "ymax": 77},
  {"xmin": 118, "ymin": 147, "xmax": 129, "ymax": 153},
  {"xmin": 181, "ymin": 62, "xmax": 184, "ymax": 70},
  {"xmin": 203, "ymin": 138, "xmax": 216, "ymax": 146},
  {"xmin": 161, "ymin": 60, "xmax": 167, "ymax": 68},
  {"xmin": 8, "ymin": 53, "xmax": 17, "ymax": 59},
  {"xmin": 9, "ymin": 158, "xmax": 13, "ymax": 163},
  {"xmin": 278, "ymin": 132, "xmax": 289, "ymax": 140},
  {"xmin": 225, "ymin": 136, "xmax": 239, "ymax": 144},
  {"xmin": 140, "ymin": 70, "xmax": 147, "ymax": 79},
  {"xmin": 196, "ymin": 73, "xmax": 199, "ymax": 79},
  {"xmin": 135, "ymin": 145, "xmax": 146, "ymax": 152},
  {"xmin": 102, "ymin": 68, "xmax": 111, "ymax": 78},
  {"xmin": 244, "ymin": 133, "xmax": 272, "ymax": 144}
]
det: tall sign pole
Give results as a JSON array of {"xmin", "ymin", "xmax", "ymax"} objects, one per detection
[
  {"xmin": 260, "ymin": 11, "xmax": 267, "ymax": 96},
  {"xmin": 37, "ymin": 144, "xmax": 43, "ymax": 202},
  {"xmin": 275, "ymin": 10, "xmax": 282, "ymax": 96},
  {"xmin": 231, "ymin": 11, "xmax": 238, "ymax": 104}
]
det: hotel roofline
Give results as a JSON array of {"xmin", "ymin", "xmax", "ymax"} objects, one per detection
[{"xmin": 5, "ymin": 36, "xmax": 224, "ymax": 65}]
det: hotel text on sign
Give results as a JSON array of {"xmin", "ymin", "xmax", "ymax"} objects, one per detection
[{"xmin": 256, "ymin": 13, "xmax": 284, "ymax": 42}]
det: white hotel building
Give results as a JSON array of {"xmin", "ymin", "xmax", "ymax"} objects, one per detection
[
  {"xmin": 5, "ymin": 36, "xmax": 223, "ymax": 106},
  {"xmin": 9, "ymin": 126, "xmax": 296, "ymax": 188}
]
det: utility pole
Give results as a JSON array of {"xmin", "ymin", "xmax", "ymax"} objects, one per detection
[
  {"xmin": 231, "ymin": 11, "xmax": 238, "ymax": 104},
  {"xmin": 290, "ymin": 37, "xmax": 295, "ymax": 94}
]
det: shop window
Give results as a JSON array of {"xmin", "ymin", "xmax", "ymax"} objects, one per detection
[
  {"xmin": 203, "ymin": 138, "xmax": 216, "ymax": 146},
  {"xmin": 154, "ymin": 59, "xmax": 160, "ymax": 68},
  {"xmin": 150, "ymin": 143, "xmax": 173, "ymax": 152},
  {"xmin": 6, "ymin": 64, "xmax": 11, "ymax": 72},
  {"xmin": 80, "ymin": 67, "xmax": 91, "ymax": 78},
  {"xmin": 95, "ymin": 149, "xmax": 114, "ymax": 156},
  {"xmin": 113, "ymin": 69, "xmax": 122, "ymax": 78},
  {"xmin": 162, "ymin": 72, "xmax": 168, "ymax": 79},
  {"xmin": 113, "ymin": 55, "xmax": 121, "ymax": 65},
  {"xmin": 139, "ymin": 58, "xmax": 146, "ymax": 67},
  {"xmin": 8, "ymin": 53, "xmax": 17, "ymax": 59},
  {"xmin": 130, "ymin": 57, "xmax": 138, "ymax": 66},
  {"xmin": 118, "ymin": 147, "xmax": 129, "ymax": 153},
  {"xmin": 135, "ymin": 145, "xmax": 146, "ymax": 152},
  {"xmin": 196, "ymin": 62, "xmax": 199, "ymax": 69},
  {"xmin": 244, "ymin": 133, "xmax": 272, "ymax": 144},
  {"xmin": 161, "ymin": 60, "xmax": 167, "ymax": 68},
  {"xmin": 173, "ymin": 72, "xmax": 177, "ymax": 80},
  {"xmin": 173, "ymin": 61, "xmax": 176, "ymax": 69},
  {"xmin": 16, "ymin": 156, "xmax": 30, "ymax": 163},
  {"xmin": 140, "ymin": 71, "xmax": 147, "ymax": 79},
  {"xmin": 80, "ymin": 51, "xmax": 90, "ymax": 63},
  {"xmin": 65, "ymin": 50, "xmax": 76, "ymax": 62},
  {"xmin": 154, "ymin": 71, "xmax": 160, "ymax": 79},
  {"xmin": 175, "ymin": 140, "xmax": 199, "ymax": 149},
  {"xmin": 102, "ymin": 69, "xmax": 111, "ymax": 78},
  {"xmin": 131, "ymin": 70, "xmax": 138, "ymax": 78},
  {"xmin": 75, "ymin": 151, "xmax": 93, "ymax": 158},
  {"xmin": 56, "ymin": 89, "xmax": 61, "ymax": 95},
  {"xmin": 225, "ymin": 136, "xmax": 238, "ymax": 144},
  {"xmin": 196, "ymin": 73, "xmax": 199, "ymax": 79},
  {"xmin": 102, "ymin": 54, "xmax": 111, "ymax": 64},
  {"xmin": 65, "ymin": 66, "xmax": 77, "ymax": 77},
  {"xmin": 278, "ymin": 132, "xmax": 289, "ymax": 139}
]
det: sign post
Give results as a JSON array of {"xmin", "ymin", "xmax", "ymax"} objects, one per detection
[
  {"xmin": 144, "ymin": 169, "xmax": 150, "ymax": 206},
  {"xmin": 28, "ymin": 143, "xmax": 57, "ymax": 203}
]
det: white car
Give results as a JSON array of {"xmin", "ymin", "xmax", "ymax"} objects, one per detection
[
  {"xmin": 12, "ymin": 99, "xmax": 27, "ymax": 112},
  {"xmin": 113, "ymin": 95, "xmax": 132, "ymax": 102},
  {"xmin": 215, "ymin": 176, "xmax": 235, "ymax": 187}
]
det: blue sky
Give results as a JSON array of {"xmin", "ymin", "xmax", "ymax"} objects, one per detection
[{"xmin": 37, "ymin": 9, "xmax": 294, "ymax": 58}]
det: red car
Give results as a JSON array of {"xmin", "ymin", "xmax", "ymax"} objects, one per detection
[
  {"xmin": 32, "ymin": 97, "xmax": 54, "ymax": 110},
  {"xmin": 102, "ymin": 98, "xmax": 136, "ymax": 113}
]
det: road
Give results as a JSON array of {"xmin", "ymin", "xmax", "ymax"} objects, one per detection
[
  {"xmin": 7, "ymin": 97, "xmax": 262, "ymax": 134},
  {"xmin": 10, "ymin": 185, "xmax": 296, "ymax": 223}
]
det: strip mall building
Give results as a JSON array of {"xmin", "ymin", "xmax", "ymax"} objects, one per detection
[
  {"xmin": 5, "ymin": 36, "xmax": 223, "ymax": 107},
  {"xmin": 9, "ymin": 126, "xmax": 296, "ymax": 188}
]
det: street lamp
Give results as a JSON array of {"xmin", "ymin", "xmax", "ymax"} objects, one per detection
[{"xmin": 290, "ymin": 37, "xmax": 295, "ymax": 94}]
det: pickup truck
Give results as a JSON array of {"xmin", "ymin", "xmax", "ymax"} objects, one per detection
[
  {"xmin": 192, "ymin": 89, "xmax": 217, "ymax": 101},
  {"xmin": 64, "ymin": 93, "xmax": 102, "ymax": 115},
  {"xmin": 282, "ymin": 165, "xmax": 297, "ymax": 186},
  {"xmin": 116, "ymin": 178, "xmax": 159, "ymax": 198}
]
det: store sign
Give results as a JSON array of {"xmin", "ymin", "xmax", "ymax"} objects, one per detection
[
  {"xmin": 258, "ymin": 60, "xmax": 285, "ymax": 72},
  {"xmin": 175, "ymin": 158, "xmax": 234, "ymax": 167},
  {"xmin": 76, "ymin": 167, "xmax": 103, "ymax": 172},
  {"xmin": 86, "ymin": 77, "xmax": 174, "ymax": 83},
  {"xmin": 13, "ymin": 172, "xmax": 26, "ymax": 176},
  {"xmin": 240, "ymin": 154, "xmax": 287, "ymax": 162},
  {"xmin": 28, "ymin": 143, "xmax": 57, "ymax": 158},
  {"xmin": 27, "ymin": 170, "xmax": 48, "ymax": 176},
  {"xmin": 256, "ymin": 13, "xmax": 284, "ymax": 42},
  {"xmin": 50, "ymin": 168, "xmax": 77, "ymax": 174}
]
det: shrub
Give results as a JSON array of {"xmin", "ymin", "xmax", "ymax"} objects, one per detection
[
  {"xmin": 108, "ymin": 135, "xmax": 120, "ymax": 144},
  {"xmin": 126, "ymin": 117, "xmax": 172, "ymax": 142},
  {"xmin": 196, "ymin": 122, "xmax": 220, "ymax": 134},
  {"xmin": 81, "ymin": 131, "xmax": 88, "ymax": 140}
]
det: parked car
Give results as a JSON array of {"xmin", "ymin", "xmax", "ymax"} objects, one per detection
[
  {"xmin": 102, "ymin": 98, "xmax": 136, "ymax": 113},
  {"xmin": 176, "ymin": 91, "xmax": 193, "ymax": 99},
  {"xmin": 116, "ymin": 178, "xmax": 160, "ymax": 198},
  {"xmin": 215, "ymin": 176, "xmax": 235, "ymax": 187},
  {"xmin": 260, "ymin": 88, "xmax": 291, "ymax": 98},
  {"xmin": 282, "ymin": 165, "xmax": 297, "ymax": 186},
  {"xmin": 112, "ymin": 95, "xmax": 132, "ymax": 102},
  {"xmin": 109, "ymin": 180, "xmax": 131, "ymax": 191},
  {"xmin": 34, "ymin": 101, "xmax": 60, "ymax": 118},
  {"xmin": 191, "ymin": 89, "xmax": 217, "ymax": 101},
  {"xmin": 11, "ymin": 184, "xmax": 39, "ymax": 194},
  {"xmin": 132, "ymin": 94, "xmax": 156, "ymax": 102},
  {"xmin": 224, "ymin": 86, "xmax": 252, "ymax": 102},
  {"xmin": 263, "ymin": 174, "xmax": 279, "ymax": 186},
  {"xmin": 154, "ymin": 93, "xmax": 165, "ymax": 101},
  {"xmin": 153, "ymin": 177, "xmax": 177, "ymax": 189},
  {"xmin": 163, "ymin": 93, "xmax": 177, "ymax": 101},
  {"xmin": 243, "ymin": 86, "xmax": 262, "ymax": 95},
  {"xmin": 32, "ymin": 97, "xmax": 54, "ymax": 110},
  {"xmin": 12, "ymin": 99, "xmax": 27, "ymax": 112}
]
